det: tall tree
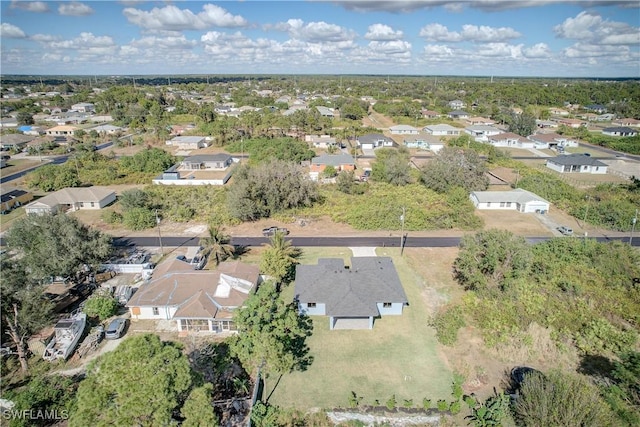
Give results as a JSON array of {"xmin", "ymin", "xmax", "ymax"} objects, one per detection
[
  {"xmin": 5, "ymin": 213, "xmax": 113, "ymax": 282},
  {"xmin": 507, "ymin": 112, "xmax": 536, "ymax": 137},
  {"xmin": 0, "ymin": 257, "xmax": 53, "ymax": 372},
  {"xmin": 371, "ymin": 147, "xmax": 411, "ymax": 186},
  {"xmin": 420, "ymin": 146, "xmax": 489, "ymax": 193},
  {"xmin": 180, "ymin": 384, "xmax": 219, "ymax": 427},
  {"xmin": 230, "ymin": 283, "xmax": 313, "ymax": 380},
  {"xmin": 71, "ymin": 334, "xmax": 193, "ymax": 426},
  {"xmin": 260, "ymin": 232, "xmax": 302, "ymax": 284},
  {"xmin": 200, "ymin": 225, "xmax": 234, "ymax": 266}
]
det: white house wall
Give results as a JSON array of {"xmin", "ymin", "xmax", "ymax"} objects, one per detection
[
  {"xmin": 298, "ymin": 302, "xmax": 326, "ymax": 316},
  {"xmin": 130, "ymin": 305, "xmax": 177, "ymax": 321},
  {"xmin": 376, "ymin": 302, "xmax": 404, "ymax": 315}
]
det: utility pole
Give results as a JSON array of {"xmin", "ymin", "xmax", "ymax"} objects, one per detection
[
  {"xmin": 630, "ymin": 209, "xmax": 638, "ymax": 245},
  {"xmin": 155, "ymin": 209, "xmax": 164, "ymax": 255},
  {"xmin": 583, "ymin": 195, "xmax": 591, "ymax": 228},
  {"xmin": 400, "ymin": 207, "xmax": 406, "ymax": 256}
]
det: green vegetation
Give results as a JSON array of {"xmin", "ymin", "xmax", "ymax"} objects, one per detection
[
  {"xmin": 431, "ymin": 305, "xmax": 466, "ymax": 346},
  {"xmin": 371, "ymin": 147, "xmax": 412, "ymax": 185},
  {"xmin": 199, "ymin": 226, "xmax": 234, "ymax": 266},
  {"xmin": 259, "ymin": 232, "xmax": 302, "ymax": 284},
  {"xmin": 300, "ymin": 183, "xmax": 482, "ymax": 231},
  {"xmin": 448, "ymin": 231, "xmax": 640, "ymax": 354},
  {"xmin": 71, "ymin": 334, "xmax": 193, "ymax": 426},
  {"xmin": 513, "ymin": 370, "xmax": 616, "ymax": 427},
  {"xmin": 226, "ymin": 137, "xmax": 315, "ymax": 164},
  {"xmin": 82, "ymin": 291, "xmax": 118, "ymax": 321},
  {"xmin": 227, "ymin": 160, "xmax": 320, "ymax": 221},
  {"xmin": 420, "ymin": 146, "xmax": 489, "ymax": 193}
]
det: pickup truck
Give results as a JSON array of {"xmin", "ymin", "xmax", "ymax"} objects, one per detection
[{"xmin": 262, "ymin": 226, "xmax": 290, "ymax": 237}]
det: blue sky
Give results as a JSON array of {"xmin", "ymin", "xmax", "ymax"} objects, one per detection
[{"xmin": 1, "ymin": 1, "xmax": 639, "ymax": 77}]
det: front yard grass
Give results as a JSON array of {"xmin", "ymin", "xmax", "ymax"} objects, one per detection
[{"xmin": 267, "ymin": 247, "xmax": 453, "ymax": 410}]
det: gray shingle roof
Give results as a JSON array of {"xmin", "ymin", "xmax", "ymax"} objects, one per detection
[
  {"xmin": 311, "ymin": 153, "xmax": 355, "ymax": 166},
  {"xmin": 294, "ymin": 257, "xmax": 408, "ymax": 317},
  {"xmin": 183, "ymin": 153, "xmax": 232, "ymax": 163},
  {"xmin": 357, "ymin": 133, "xmax": 393, "ymax": 145},
  {"xmin": 470, "ymin": 189, "xmax": 549, "ymax": 205},
  {"xmin": 547, "ymin": 154, "xmax": 607, "ymax": 167}
]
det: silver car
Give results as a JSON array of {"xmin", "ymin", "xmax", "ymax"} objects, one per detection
[{"xmin": 105, "ymin": 318, "xmax": 127, "ymax": 340}]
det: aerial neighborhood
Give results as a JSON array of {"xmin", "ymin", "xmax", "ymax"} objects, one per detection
[{"xmin": 1, "ymin": 73, "xmax": 639, "ymax": 427}]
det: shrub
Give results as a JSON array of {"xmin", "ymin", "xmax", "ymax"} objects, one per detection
[
  {"xmin": 437, "ymin": 400, "xmax": 449, "ymax": 411},
  {"xmin": 348, "ymin": 391, "xmax": 362, "ymax": 409},
  {"xmin": 122, "ymin": 207, "xmax": 156, "ymax": 230},
  {"xmin": 83, "ymin": 292, "xmax": 118, "ymax": 321},
  {"xmin": 422, "ymin": 398, "xmax": 431, "ymax": 410},
  {"xmin": 386, "ymin": 395, "xmax": 396, "ymax": 411},
  {"xmin": 101, "ymin": 210, "xmax": 123, "ymax": 224},
  {"xmin": 449, "ymin": 400, "xmax": 461, "ymax": 415},
  {"xmin": 403, "ymin": 399, "xmax": 413, "ymax": 408},
  {"xmin": 431, "ymin": 305, "xmax": 466, "ymax": 345}
]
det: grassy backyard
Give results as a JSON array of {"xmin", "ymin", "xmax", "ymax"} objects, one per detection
[{"xmin": 267, "ymin": 247, "xmax": 453, "ymax": 410}]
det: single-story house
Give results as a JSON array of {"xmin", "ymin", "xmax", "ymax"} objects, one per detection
[
  {"xmin": 465, "ymin": 125, "xmax": 502, "ymax": 142},
  {"xmin": 305, "ymin": 134, "xmax": 338, "ymax": 149},
  {"xmin": 294, "ymin": 257, "xmax": 408, "ymax": 330},
  {"xmin": 166, "ymin": 136, "xmax": 209, "ymax": 150},
  {"xmin": 403, "ymin": 133, "xmax": 444, "ymax": 152},
  {"xmin": 423, "ymin": 124, "xmax": 461, "ymax": 137},
  {"xmin": 389, "ymin": 125, "xmax": 419, "ymax": 135},
  {"xmin": 549, "ymin": 108, "xmax": 570, "ymax": 116},
  {"xmin": 448, "ymin": 110, "xmax": 470, "ymax": 120},
  {"xmin": 90, "ymin": 124, "xmax": 122, "ymax": 135},
  {"xmin": 466, "ymin": 117, "xmax": 495, "ymax": 126},
  {"xmin": 421, "ymin": 109, "xmax": 440, "ymax": 119},
  {"xmin": 554, "ymin": 118, "xmax": 587, "ymax": 128},
  {"xmin": 1, "ymin": 189, "xmax": 33, "ymax": 213},
  {"xmin": 488, "ymin": 132, "xmax": 532, "ymax": 148},
  {"xmin": 602, "ymin": 127, "xmax": 637, "ymax": 137},
  {"xmin": 448, "ymin": 100, "xmax": 465, "ymax": 109},
  {"xmin": 527, "ymin": 132, "xmax": 578, "ymax": 149},
  {"xmin": 316, "ymin": 106, "xmax": 337, "ymax": 118},
  {"xmin": 470, "ymin": 189, "xmax": 550, "ymax": 213},
  {"xmin": 310, "ymin": 153, "xmax": 355, "ymax": 173},
  {"xmin": 612, "ymin": 118, "xmax": 640, "ymax": 128},
  {"xmin": 181, "ymin": 154, "xmax": 233, "ymax": 170},
  {"xmin": 71, "ymin": 102, "xmax": 95, "ymax": 113},
  {"xmin": 357, "ymin": 133, "xmax": 395, "ymax": 150},
  {"xmin": 546, "ymin": 154, "xmax": 608, "ymax": 174},
  {"xmin": 0, "ymin": 134, "xmax": 34, "ymax": 151},
  {"xmin": 536, "ymin": 120, "xmax": 558, "ymax": 129},
  {"xmin": 126, "ymin": 258, "xmax": 259, "ymax": 333},
  {"xmin": 45, "ymin": 125, "xmax": 79, "ymax": 137},
  {"xmin": 24, "ymin": 187, "xmax": 116, "ymax": 215}
]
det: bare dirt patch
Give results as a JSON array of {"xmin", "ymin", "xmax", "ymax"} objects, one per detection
[{"xmin": 475, "ymin": 210, "xmax": 553, "ymax": 236}]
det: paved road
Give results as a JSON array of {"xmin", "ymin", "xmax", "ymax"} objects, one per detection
[
  {"xmin": 107, "ymin": 235, "xmax": 639, "ymax": 248},
  {"xmin": 0, "ymin": 141, "xmax": 113, "ymax": 184}
]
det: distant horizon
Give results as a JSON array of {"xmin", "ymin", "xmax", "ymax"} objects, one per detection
[{"xmin": 1, "ymin": 1, "xmax": 638, "ymax": 77}]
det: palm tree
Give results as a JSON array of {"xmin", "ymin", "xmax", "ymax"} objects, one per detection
[
  {"xmin": 260, "ymin": 232, "xmax": 302, "ymax": 285},
  {"xmin": 200, "ymin": 226, "xmax": 234, "ymax": 266}
]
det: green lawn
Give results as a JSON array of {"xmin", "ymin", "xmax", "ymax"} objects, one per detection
[{"xmin": 267, "ymin": 247, "xmax": 453, "ymax": 410}]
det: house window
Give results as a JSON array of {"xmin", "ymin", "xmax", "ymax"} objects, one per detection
[
  {"xmin": 595, "ymin": 167, "xmax": 599, "ymax": 171},
  {"xmin": 307, "ymin": 303, "xmax": 317, "ymax": 308},
  {"xmin": 90, "ymin": 202, "xmax": 95, "ymax": 207},
  {"xmin": 500, "ymin": 202, "xmax": 506, "ymax": 207},
  {"xmin": 152, "ymin": 307, "xmax": 159, "ymax": 315},
  {"xmin": 506, "ymin": 202, "xmax": 512, "ymax": 207},
  {"xmin": 383, "ymin": 302, "xmax": 392, "ymax": 308}
]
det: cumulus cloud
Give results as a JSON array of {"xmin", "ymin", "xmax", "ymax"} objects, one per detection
[
  {"xmin": 554, "ymin": 11, "xmax": 639, "ymax": 45},
  {"xmin": 523, "ymin": 43, "xmax": 550, "ymax": 58},
  {"xmin": 10, "ymin": 1, "xmax": 49, "ymax": 13},
  {"xmin": 419, "ymin": 23, "xmax": 520, "ymax": 42},
  {"xmin": 30, "ymin": 33, "xmax": 59, "ymax": 43},
  {"xmin": 58, "ymin": 2, "xmax": 94, "ymax": 16},
  {"xmin": 274, "ymin": 19, "xmax": 356, "ymax": 43},
  {"xmin": 123, "ymin": 4, "xmax": 247, "ymax": 31},
  {"xmin": 0, "ymin": 23, "xmax": 27, "ymax": 38},
  {"xmin": 131, "ymin": 35, "xmax": 197, "ymax": 50},
  {"xmin": 333, "ymin": 0, "xmax": 637, "ymax": 13},
  {"xmin": 49, "ymin": 32, "xmax": 116, "ymax": 50},
  {"xmin": 365, "ymin": 23, "xmax": 404, "ymax": 41}
]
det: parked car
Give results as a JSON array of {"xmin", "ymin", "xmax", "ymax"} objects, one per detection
[
  {"xmin": 360, "ymin": 169, "xmax": 371, "ymax": 182},
  {"xmin": 557, "ymin": 226, "xmax": 573, "ymax": 235},
  {"xmin": 262, "ymin": 226, "xmax": 290, "ymax": 237},
  {"xmin": 104, "ymin": 317, "xmax": 127, "ymax": 340}
]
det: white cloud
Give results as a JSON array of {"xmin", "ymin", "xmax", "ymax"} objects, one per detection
[
  {"xmin": 58, "ymin": 2, "xmax": 94, "ymax": 17},
  {"xmin": 365, "ymin": 24, "xmax": 403, "ymax": 41},
  {"xmin": 554, "ymin": 11, "xmax": 638, "ymax": 44},
  {"xmin": 275, "ymin": 19, "xmax": 356, "ymax": 43},
  {"xmin": 123, "ymin": 4, "xmax": 247, "ymax": 31},
  {"xmin": 420, "ymin": 23, "xmax": 520, "ymax": 42},
  {"xmin": 10, "ymin": 1, "xmax": 49, "ymax": 13},
  {"xmin": 131, "ymin": 35, "xmax": 197, "ymax": 50},
  {"xmin": 368, "ymin": 40, "xmax": 412, "ymax": 55},
  {"xmin": 49, "ymin": 32, "xmax": 116, "ymax": 50},
  {"xmin": 0, "ymin": 23, "xmax": 27, "ymax": 38},
  {"xmin": 523, "ymin": 43, "xmax": 550, "ymax": 58},
  {"xmin": 30, "ymin": 33, "xmax": 59, "ymax": 42}
]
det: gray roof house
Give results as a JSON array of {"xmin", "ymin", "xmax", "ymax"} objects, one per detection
[
  {"xmin": 602, "ymin": 127, "xmax": 637, "ymax": 137},
  {"xmin": 357, "ymin": 133, "xmax": 396, "ymax": 150},
  {"xmin": 294, "ymin": 257, "xmax": 408, "ymax": 330},
  {"xmin": 546, "ymin": 154, "xmax": 608, "ymax": 174},
  {"xmin": 470, "ymin": 189, "xmax": 550, "ymax": 213},
  {"xmin": 181, "ymin": 153, "xmax": 233, "ymax": 170}
]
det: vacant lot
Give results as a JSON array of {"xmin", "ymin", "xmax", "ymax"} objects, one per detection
[
  {"xmin": 267, "ymin": 247, "xmax": 453, "ymax": 410},
  {"xmin": 1, "ymin": 158, "xmax": 46, "ymax": 176}
]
